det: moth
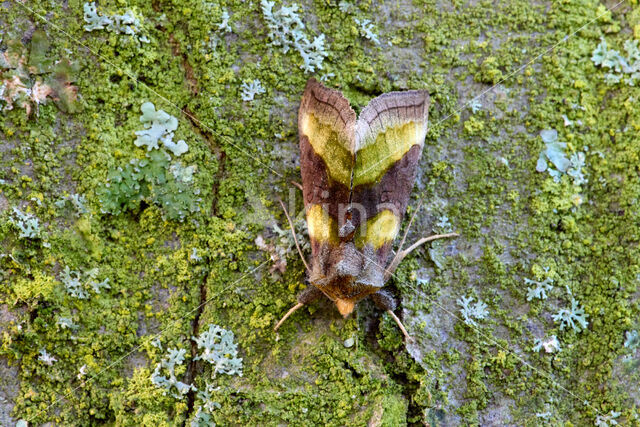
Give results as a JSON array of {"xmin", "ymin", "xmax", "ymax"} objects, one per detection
[{"xmin": 274, "ymin": 78, "xmax": 457, "ymax": 340}]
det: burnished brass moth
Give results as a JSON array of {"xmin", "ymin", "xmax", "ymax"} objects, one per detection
[{"xmin": 275, "ymin": 79, "xmax": 457, "ymax": 339}]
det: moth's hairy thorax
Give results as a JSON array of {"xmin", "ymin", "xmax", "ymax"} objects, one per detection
[{"xmin": 309, "ymin": 239, "xmax": 385, "ymax": 309}]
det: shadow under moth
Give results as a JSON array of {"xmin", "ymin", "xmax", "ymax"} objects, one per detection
[{"xmin": 275, "ymin": 78, "xmax": 458, "ymax": 340}]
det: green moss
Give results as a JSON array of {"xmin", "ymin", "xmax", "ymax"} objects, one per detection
[
  {"xmin": 12, "ymin": 271, "xmax": 58, "ymax": 303},
  {"xmin": 378, "ymin": 394, "xmax": 408, "ymax": 426}
]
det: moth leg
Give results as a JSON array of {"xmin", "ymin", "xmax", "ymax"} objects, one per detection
[
  {"xmin": 371, "ymin": 290, "xmax": 414, "ymax": 342},
  {"xmin": 274, "ymin": 285, "xmax": 323, "ymax": 331},
  {"xmin": 384, "ymin": 232, "xmax": 459, "ymax": 281},
  {"xmin": 290, "ymin": 180, "xmax": 303, "ymax": 191},
  {"xmin": 277, "ymin": 198, "xmax": 309, "ymax": 271}
]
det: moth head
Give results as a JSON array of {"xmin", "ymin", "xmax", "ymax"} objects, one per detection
[{"xmin": 335, "ymin": 298, "xmax": 355, "ymax": 317}]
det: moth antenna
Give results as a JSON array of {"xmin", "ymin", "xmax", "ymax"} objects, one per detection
[
  {"xmin": 278, "ymin": 198, "xmax": 309, "ymax": 271},
  {"xmin": 384, "ymin": 232, "xmax": 460, "ymax": 281},
  {"xmin": 386, "ymin": 310, "xmax": 415, "ymax": 343},
  {"xmin": 396, "ymin": 200, "xmax": 424, "ymax": 255},
  {"xmin": 274, "ymin": 302, "xmax": 304, "ymax": 331},
  {"xmin": 400, "ymin": 232, "xmax": 460, "ymax": 261},
  {"xmin": 290, "ymin": 180, "xmax": 303, "ymax": 191}
]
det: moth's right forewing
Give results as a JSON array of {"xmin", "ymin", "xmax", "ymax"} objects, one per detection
[{"xmin": 351, "ymin": 90, "xmax": 430, "ymax": 279}]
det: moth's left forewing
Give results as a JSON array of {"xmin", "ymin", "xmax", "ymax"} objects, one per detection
[
  {"xmin": 351, "ymin": 90, "xmax": 430, "ymax": 285},
  {"xmin": 298, "ymin": 78, "xmax": 357, "ymax": 281}
]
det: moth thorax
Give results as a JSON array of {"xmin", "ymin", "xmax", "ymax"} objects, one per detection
[
  {"xmin": 334, "ymin": 242, "xmax": 363, "ymax": 277},
  {"xmin": 338, "ymin": 219, "xmax": 355, "ymax": 239},
  {"xmin": 338, "ymin": 206, "xmax": 356, "ymax": 240},
  {"xmin": 354, "ymin": 245, "xmax": 384, "ymax": 288}
]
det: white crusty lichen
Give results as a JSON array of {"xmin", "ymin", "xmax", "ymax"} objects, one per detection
[
  {"xmin": 624, "ymin": 330, "xmax": 639, "ymax": 349},
  {"xmin": 151, "ymin": 325, "xmax": 242, "ymax": 424},
  {"xmin": 240, "ymin": 79, "xmax": 266, "ymax": 102},
  {"xmin": 533, "ymin": 335, "xmax": 561, "ymax": 353},
  {"xmin": 56, "ymin": 316, "xmax": 78, "ymax": 330},
  {"xmin": 355, "ymin": 18, "xmax": 380, "ymax": 45},
  {"xmin": 38, "ymin": 348, "xmax": 57, "ymax": 366},
  {"xmin": 217, "ymin": 10, "xmax": 232, "ymax": 33},
  {"xmin": 187, "ymin": 325, "xmax": 242, "ymax": 425},
  {"xmin": 457, "ymin": 295, "xmax": 489, "ymax": 327},
  {"xmin": 11, "ymin": 207, "xmax": 41, "ymax": 239},
  {"xmin": 54, "ymin": 193, "xmax": 89, "ymax": 216},
  {"xmin": 592, "ymin": 38, "xmax": 640, "ymax": 86},
  {"xmin": 435, "ymin": 215, "xmax": 453, "ymax": 233},
  {"xmin": 594, "ymin": 410, "xmax": 621, "ymax": 427},
  {"xmin": 261, "ymin": 0, "xmax": 328, "ymax": 73},
  {"xmin": 83, "ymin": 2, "xmax": 150, "ymax": 43},
  {"xmin": 135, "ymin": 102, "xmax": 188, "ymax": 157},
  {"xmin": 151, "ymin": 348, "xmax": 195, "ymax": 398},
  {"xmin": 193, "ymin": 324, "xmax": 243, "ymax": 377},
  {"xmin": 469, "ymin": 99, "xmax": 483, "ymax": 114},
  {"xmin": 536, "ymin": 129, "xmax": 587, "ymax": 187},
  {"xmin": 552, "ymin": 298, "xmax": 589, "ymax": 332},
  {"xmin": 61, "ymin": 266, "xmax": 111, "ymax": 299},
  {"xmin": 525, "ymin": 277, "xmax": 554, "ymax": 301},
  {"xmin": 61, "ymin": 266, "xmax": 89, "ymax": 300}
]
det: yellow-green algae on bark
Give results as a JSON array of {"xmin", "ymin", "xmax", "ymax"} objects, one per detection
[{"xmin": 0, "ymin": 0, "xmax": 639, "ymax": 425}]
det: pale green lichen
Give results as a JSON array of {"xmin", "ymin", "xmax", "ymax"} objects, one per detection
[
  {"xmin": 552, "ymin": 298, "xmax": 589, "ymax": 333},
  {"xmin": 135, "ymin": 102, "xmax": 188, "ymax": 156},
  {"xmin": 0, "ymin": 29, "xmax": 79, "ymax": 115},
  {"xmin": 151, "ymin": 348, "xmax": 195, "ymax": 398},
  {"xmin": 83, "ymin": 2, "xmax": 150, "ymax": 43},
  {"xmin": 10, "ymin": 207, "xmax": 41, "ymax": 239},
  {"xmin": 97, "ymin": 108, "xmax": 200, "ymax": 221},
  {"xmin": 457, "ymin": 295, "xmax": 489, "ymax": 327}
]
